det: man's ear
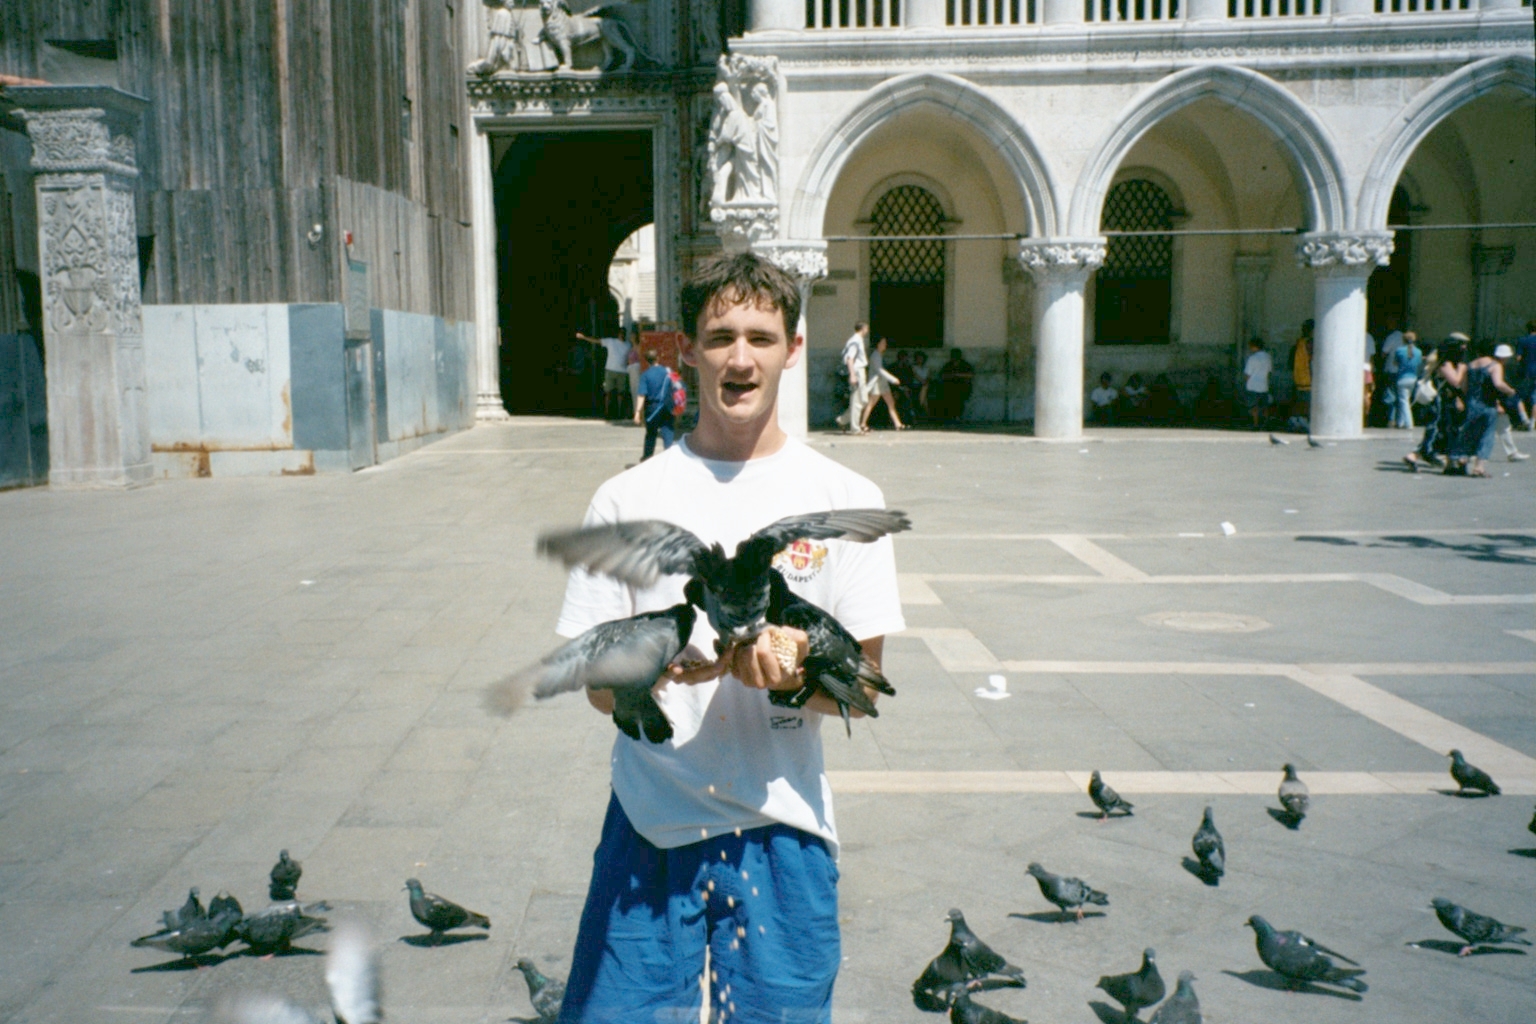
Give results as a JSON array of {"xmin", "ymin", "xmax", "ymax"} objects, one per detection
[
  {"xmin": 678, "ymin": 334, "xmax": 698, "ymax": 368},
  {"xmin": 785, "ymin": 332, "xmax": 805, "ymax": 370}
]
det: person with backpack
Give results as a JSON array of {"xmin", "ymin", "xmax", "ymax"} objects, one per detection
[{"xmin": 633, "ymin": 348, "xmax": 676, "ymax": 460}]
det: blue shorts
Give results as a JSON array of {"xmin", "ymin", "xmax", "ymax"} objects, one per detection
[{"xmin": 558, "ymin": 792, "xmax": 840, "ymax": 1024}]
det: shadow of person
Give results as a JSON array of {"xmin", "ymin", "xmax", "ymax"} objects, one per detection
[
  {"xmin": 129, "ymin": 951, "xmax": 235, "ymax": 973},
  {"xmin": 1181, "ymin": 856, "xmax": 1220, "ymax": 887},
  {"xmin": 1408, "ymin": 939, "xmax": 1528, "ymax": 957},
  {"xmin": 1008, "ymin": 909, "xmax": 1106, "ymax": 924},
  {"xmin": 1266, "ymin": 806, "xmax": 1303, "ymax": 830},
  {"xmin": 400, "ymin": 932, "xmax": 490, "ymax": 948},
  {"xmin": 1221, "ymin": 968, "xmax": 1363, "ymax": 1002}
]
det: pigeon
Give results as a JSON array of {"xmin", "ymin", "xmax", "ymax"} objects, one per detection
[
  {"xmin": 1245, "ymin": 915, "xmax": 1366, "ymax": 993},
  {"xmin": 133, "ymin": 894, "xmax": 244, "ymax": 960},
  {"xmin": 1529, "ymin": 804, "xmax": 1536, "ymax": 836},
  {"xmin": 912, "ymin": 909, "xmax": 1026, "ymax": 1012},
  {"xmin": 1278, "ymin": 763, "xmax": 1309, "ymax": 824},
  {"xmin": 1089, "ymin": 770, "xmax": 1134, "ymax": 819},
  {"xmin": 221, "ymin": 922, "xmax": 379, "ymax": 1024},
  {"xmin": 162, "ymin": 886, "xmax": 205, "ymax": 931},
  {"xmin": 948, "ymin": 992, "xmax": 1029, "ymax": 1024},
  {"xmin": 1096, "ymin": 948, "xmax": 1165, "ymax": 1021},
  {"xmin": 538, "ymin": 509, "xmax": 910, "ymax": 649},
  {"xmin": 207, "ymin": 891, "xmax": 244, "ymax": 939},
  {"xmin": 1306, "ymin": 436, "xmax": 1323, "ymax": 448},
  {"xmin": 235, "ymin": 901, "xmax": 330, "ymax": 952},
  {"xmin": 269, "ymin": 849, "xmax": 302, "ymax": 901},
  {"xmin": 1268, "ymin": 434, "xmax": 1288, "ymax": 446},
  {"xmin": 767, "ymin": 569, "xmax": 896, "ymax": 733},
  {"xmin": 1447, "ymin": 749, "xmax": 1500, "ymax": 795},
  {"xmin": 1431, "ymin": 898, "xmax": 1530, "ymax": 956},
  {"xmin": 1025, "ymin": 862, "xmax": 1108, "ymax": 922},
  {"xmin": 1148, "ymin": 971, "xmax": 1201, "ymax": 1024},
  {"xmin": 1191, "ymin": 807, "xmax": 1225, "ymax": 882},
  {"xmin": 488, "ymin": 603, "xmax": 697, "ymax": 743},
  {"xmin": 515, "ymin": 958, "xmax": 566, "ymax": 1022},
  {"xmin": 405, "ymin": 878, "xmax": 490, "ymax": 939}
]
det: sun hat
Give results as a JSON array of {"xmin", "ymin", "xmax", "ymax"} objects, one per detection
[{"xmin": 1493, "ymin": 344, "xmax": 1514, "ymax": 358}]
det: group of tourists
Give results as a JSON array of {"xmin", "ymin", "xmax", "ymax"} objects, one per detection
[
  {"xmin": 837, "ymin": 322, "xmax": 974, "ymax": 433},
  {"xmin": 1402, "ymin": 324, "xmax": 1534, "ymax": 477}
]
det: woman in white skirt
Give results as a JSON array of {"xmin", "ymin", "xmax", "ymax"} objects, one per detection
[{"xmin": 859, "ymin": 336, "xmax": 907, "ymax": 431}]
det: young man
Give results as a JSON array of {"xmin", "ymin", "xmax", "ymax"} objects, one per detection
[
  {"xmin": 555, "ymin": 254, "xmax": 904, "ymax": 1024},
  {"xmin": 576, "ymin": 330, "xmax": 632, "ymax": 419},
  {"xmin": 1242, "ymin": 339, "xmax": 1272, "ymax": 430},
  {"xmin": 837, "ymin": 321, "xmax": 870, "ymax": 434},
  {"xmin": 632, "ymin": 348, "xmax": 675, "ymax": 460}
]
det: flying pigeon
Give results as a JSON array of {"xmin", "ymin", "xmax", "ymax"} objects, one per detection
[
  {"xmin": 1431, "ymin": 898, "xmax": 1530, "ymax": 956},
  {"xmin": 1025, "ymin": 862, "xmax": 1108, "ymax": 922},
  {"xmin": 767, "ymin": 569, "xmax": 896, "ymax": 733},
  {"xmin": 948, "ymin": 992, "xmax": 1029, "ymax": 1024},
  {"xmin": 222, "ymin": 922, "xmax": 379, "ymax": 1024},
  {"xmin": 538, "ymin": 509, "xmax": 910, "ymax": 649},
  {"xmin": 269, "ymin": 849, "xmax": 302, "ymax": 901},
  {"xmin": 1191, "ymin": 807, "xmax": 1225, "ymax": 882},
  {"xmin": 1245, "ymin": 915, "xmax": 1366, "ymax": 993},
  {"xmin": 1089, "ymin": 770, "xmax": 1133, "ymax": 819},
  {"xmin": 1268, "ymin": 434, "xmax": 1289, "ymax": 446},
  {"xmin": 405, "ymin": 878, "xmax": 490, "ymax": 940},
  {"xmin": 1148, "ymin": 971, "xmax": 1201, "ymax": 1024},
  {"xmin": 1096, "ymin": 948, "xmax": 1165, "ymax": 1021},
  {"xmin": 1278, "ymin": 764, "xmax": 1309, "ymax": 825},
  {"xmin": 515, "ymin": 958, "xmax": 566, "ymax": 1022},
  {"xmin": 162, "ymin": 886, "xmax": 205, "ymax": 931},
  {"xmin": 235, "ymin": 901, "xmax": 329, "ymax": 953},
  {"xmin": 132, "ymin": 894, "xmax": 243, "ymax": 961},
  {"xmin": 912, "ymin": 909, "xmax": 1026, "ymax": 1012},
  {"xmin": 487, "ymin": 603, "xmax": 697, "ymax": 744},
  {"xmin": 1447, "ymin": 749, "xmax": 1500, "ymax": 795}
]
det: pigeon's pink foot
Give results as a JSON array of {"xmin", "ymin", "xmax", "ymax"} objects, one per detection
[{"xmin": 1458, "ymin": 947, "xmax": 1473, "ymax": 957}]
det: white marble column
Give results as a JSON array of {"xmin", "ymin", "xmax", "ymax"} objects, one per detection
[
  {"xmin": 757, "ymin": 240, "xmax": 827, "ymax": 439},
  {"xmin": 1472, "ymin": 244, "xmax": 1515, "ymax": 346},
  {"xmin": 469, "ymin": 125, "xmax": 508, "ymax": 421},
  {"xmin": 1018, "ymin": 239, "xmax": 1106, "ymax": 440},
  {"xmin": 12, "ymin": 87, "xmax": 152, "ymax": 487},
  {"xmin": 747, "ymin": 0, "xmax": 804, "ymax": 30},
  {"xmin": 1296, "ymin": 232, "xmax": 1393, "ymax": 439}
]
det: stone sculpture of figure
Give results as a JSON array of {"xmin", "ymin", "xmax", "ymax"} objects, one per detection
[
  {"xmin": 539, "ymin": 0, "xmax": 645, "ymax": 73},
  {"xmin": 749, "ymin": 81, "xmax": 778, "ymax": 203},
  {"xmin": 708, "ymin": 81, "xmax": 759, "ymax": 205},
  {"xmin": 468, "ymin": 0, "xmax": 524, "ymax": 76}
]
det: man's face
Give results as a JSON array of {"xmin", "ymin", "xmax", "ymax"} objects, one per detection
[{"xmin": 681, "ymin": 293, "xmax": 802, "ymax": 430}]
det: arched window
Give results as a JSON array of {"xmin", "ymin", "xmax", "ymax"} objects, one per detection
[
  {"xmin": 869, "ymin": 184, "xmax": 946, "ymax": 348},
  {"xmin": 1096, "ymin": 178, "xmax": 1175, "ymax": 346}
]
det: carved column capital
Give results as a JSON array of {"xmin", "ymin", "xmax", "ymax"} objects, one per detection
[
  {"xmin": 1016, "ymin": 238, "xmax": 1107, "ymax": 280},
  {"xmin": 754, "ymin": 239, "xmax": 827, "ymax": 285},
  {"xmin": 8, "ymin": 87, "xmax": 147, "ymax": 178},
  {"xmin": 1295, "ymin": 232, "xmax": 1394, "ymax": 276},
  {"xmin": 711, "ymin": 202, "xmax": 780, "ymax": 254}
]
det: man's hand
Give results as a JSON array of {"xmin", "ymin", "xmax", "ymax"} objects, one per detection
[{"xmin": 724, "ymin": 627, "xmax": 810, "ymax": 692}]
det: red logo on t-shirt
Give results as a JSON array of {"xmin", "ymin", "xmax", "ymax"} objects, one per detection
[{"xmin": 774, "ymin": 540, "xmax": 827, "ymax": 583}]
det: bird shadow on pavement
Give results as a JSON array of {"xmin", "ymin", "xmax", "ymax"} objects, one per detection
[
  {"xmin": 1508, "ymin": 848, "xmax": 1536, "ymax": 859},
  {"xmin": 1434, "ymin": 789, "xmax": 1495, "ymax": 798},
  {"xmin": 1408, "ymin": 939, "xmax": 1527, "ymax": 957},
  {"xmin": 238, "ymin": 946, "xmax": 324, "ymax": 958},
  {"xmin": 1221, "ymin": 969, "xmax": 1363, "ymax": 1001},
  {"xmin": 1087, "ymin": 999, "xmax": 1135, "ymax": 1024},
  {"xmin": 1075, "ymin": 811, "xmax": 1128, "ymax": 821},
  {"xmin": 1266, "ymin": 807, "xmax": 1303, "ymax": 830},
  {"xmin": 129, "ymin": 952, "xmax": 237, "ymax": 973},
  {"xmin": 1009, "ymin": 910, "xmax": 1107, "ymax": 924},
  {"xmin": 1180, "ymin": 857, "xmax": 1221, "ymax": 887},
  {"xmin": 400, "ymin": 932, "xmax": 490, "ymax": 948}
]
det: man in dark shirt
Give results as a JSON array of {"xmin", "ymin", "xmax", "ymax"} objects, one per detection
[
  {"xmin": 934, "ymin": 348, "xmax": 975, "ymax": 422},
  {"xmin": 632, "ymin": 349, "xmax": 675, "ymax": 459},
  {"xmin": 1516, "ymin": 319, "xmax": 1536, "ymax": 424}
]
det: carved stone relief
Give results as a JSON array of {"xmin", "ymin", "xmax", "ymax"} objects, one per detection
[
  {"xmin": 1294, "ymin": 232, "xmax": 1394, "ymax": 273},
  {"xmin": 708, "ymin": 54, "xmax": 780, "ymax": 251},
  {"xmin": 1016, "ymin": 239, "xmax": 1107, "ymax": 279}
]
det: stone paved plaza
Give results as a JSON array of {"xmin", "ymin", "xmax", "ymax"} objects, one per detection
[{"xmin": 1, "ymin": 420, "xmax": 1533, "ymax": 1024}]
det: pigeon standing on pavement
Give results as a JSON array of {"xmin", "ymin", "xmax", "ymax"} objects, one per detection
[
  {"xmin": 1148, "ymin": 971, "xmax": 1201, "ymax": 1024},
  {"xmin": 768, "ymin": 569, "xmax": 896, "ymax": 733},
  {"xmin": 1277, "ymin": 763, "xmax": 1309, "ymax": 826},
  {"xmin": 163, "ymin": 886, "xmax": 204, "ymax": 931},
  {"xmin": 1245, "ymin": 915, "xmax": 1366, "ymax": 993},
  {"xmin": 1096, "ymin": 948, "xmax": 1165, "ymax": 1021},
  {"xmin": 222, "ymin": 922, "xmax": 379, "ymax": 1024},
  {"xmin": 1089, "ymin": 770, "xmax": 1134, "ymax": 819},
  {"xmin": 1528, "ymin": 804, "xmax": 1536, "ymax": 836},
  {"xmin": 1306, "ymin": 436, "xmax": 1323, "ymax": 449},
  {"xmin": 911, "ymin": 909, "xmax": 1027, "ymax": 1012},
  {"xmin": 1025, "ymin": 862, "xmax": 1108, "ymax": 922},
  {"xmin": 269, "ymin": 849, "xmax": 302, "ymax": 901},
  {"xmin": 1268, "ymin": 434, "xmax": 1288, "ymax": 446},
  {"xmin": 1191, "ymin": 807, "xmax": 1225, "ymax": 883},
  {"xmin": 132, "ymin": 893, "xmax": 244, "ymax": 961},
  {"xmin": 488, "ymin": 603, "xmax": 697, "ymax": 744},
  {"xmin": 1430, "ymin": 898, "xmax": 1530, "ymax": 956},
  {"xmin": 947, "ymin": 992, "xmax": 1029, "ymax": 1024},
  {"xmin": 404, "ymin": 878, "xmax": 490, "ymax": 941},
  {"xmin": 515, "ymin": 958, "xmax": 566, "ymax": 1022},
  {"xmin": 236, "ymin": 901, "xmax": 330, "ymax": 953},
  {"xmin": 1447, "ymin": 749, "xmax": 1500, "ymax": 795}
]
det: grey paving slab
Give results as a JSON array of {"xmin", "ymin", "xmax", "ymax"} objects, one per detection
[{"xmin": 1, "ymin": 422, "xmax": 1532, "ymax": 1024}]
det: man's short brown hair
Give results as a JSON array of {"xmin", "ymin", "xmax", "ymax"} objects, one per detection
[{"xmin": 680, "ymin": 252, "xmax": 801, "ymax": 342}]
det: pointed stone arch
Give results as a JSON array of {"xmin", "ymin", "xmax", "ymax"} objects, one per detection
[
  {"xmin": 786, "ymin": 72, "xmax": 1059, "ymax": 240},
  {"xmin": 1067, "ymin": 65, "xmax": 1348, "ymax": 238},
  {"xmin": 1358, "ymin": 55, "xmax": 1536, "ymax": 231}
]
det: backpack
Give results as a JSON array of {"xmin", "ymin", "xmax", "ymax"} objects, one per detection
[{"xmin": 668, "ymin": 369, "xmax": 686, "ymax": 417}]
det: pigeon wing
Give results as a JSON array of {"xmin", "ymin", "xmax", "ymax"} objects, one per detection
[
  {"xmin": 612, "ymin": 687, "xmax": 674, "ymax": 744},
  {"xmin": 539, "ymin": 520, "xmax": 707, "ymax": 588},
  {"xmin": 1298, "ymin": 933, "xmax": 1360, "ymax": 967},
  {"xmin": 326, "ymin": 924, "xmax": 381, "ymax": 1024},
  {"xmin": 736, "ymin": 508, "xmax": 911, "ymax": 574}
]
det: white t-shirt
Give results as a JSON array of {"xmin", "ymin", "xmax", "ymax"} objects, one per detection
[
  {"xmin": 1244, "ymin": 350, "xmax": 1273, "ymax": 393},
  {"xmin": 1089, "ymin": 386, "xmax": 1118, "ymax": 408},
  {"xmin": 555, "ymin": 436, "xmax": 905, "ymax": 855},
  {"xmin": 1380, "ymin": 330, "xmax": 1404, "ymax": 358},
  {"xmin": 842, "ymin": 333, "xmax": 867, "ymax": 372},
  {"xmin": 599, "ymin": 338, "xmax": 630, "ymax": 373}
]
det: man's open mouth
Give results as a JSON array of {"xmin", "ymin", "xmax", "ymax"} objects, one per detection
[{"xmin": 722, "ymin": 381, "xmax": 757, "ymax": 397}]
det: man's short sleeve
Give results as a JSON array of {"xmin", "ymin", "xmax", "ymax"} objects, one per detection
[
  {"xmin": 828, "ymin": 481, "xmax": 905, "ymax": 642},
  {"xmin": 554, "ymin": 490, "xmax": 634, "ymax": 638}
]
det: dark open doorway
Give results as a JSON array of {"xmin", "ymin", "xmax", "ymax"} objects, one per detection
[
  {"xmin": 494, "ymin": 130, "xmax": 653, "ymax": 414},
  {"xmin": 1367, "ymin": 185, "xmax": 1412, "ymax": 334}
]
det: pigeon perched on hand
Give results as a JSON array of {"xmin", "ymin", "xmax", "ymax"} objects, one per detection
[
  {"xmin": 487, "ymin": 603, "xmax": 697, "ymax": 744},
  {"xmin": 1278, "ymin": 763, "xmax": 1309, "ymax": 826},
  {"xmin": 1431, "ymin": 898, "xmax": 1530, "ymax": 956},
  {"xmin": 1096, "ymin": 948, "xmax": 1165, "ymax": 1021},
  {"xmin": 538, "ymin": 509, "xmax": 910, "ymax": 649},
  {"xmin": 1025, "ymin": 862, "xmax": 1108, "ymax": 922},
  {"xmin": 269, "ymin": 849, "xmax": 302, "ymax": 901},
  {"xmin": 1245, "ymin": 915, "xmax": 1366, "ymax": 993},
  {"xmin": 1191, "ymin": 807, "xmax": 1225, "ymax": 882},
  {"xmin": 236, "ymin": 901, "xmax": 330, "ymax": 953},
  {"xmin": 405, "ymin": 878, "xmax": 490, "ymax": 940},
  {"xmin": 515, "ymin": 958, "xmax": 566, "ymax": 1022},
  {"xmin": 948, "ymin": 992, "xmax": 1029, "ymax": 1024},
  {"xmin": 912, "ymin": 909, "xmax": 1026, "ymax": 1012},
  {"xmin": 767, "ymin": 570, "xmax": 895, "ymax": 733},
  {"xmin": 1148, "ymin": 971, "xmax": 1201, "ymax": 1024},
  {"xmin": 1447, "ymin": 749, "xmax": 1500, "ymax": 795},
  {"xmin": 1089, "ymin": 770, "xmax": 1133, "ymax": 819}
]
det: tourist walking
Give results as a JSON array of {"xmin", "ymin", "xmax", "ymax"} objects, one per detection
[
  {"xmin": 1445, "ymin": 339, "xmax": 1516, "ymax": 477},
  {"xmin": 910, "ymin": 350, "xmax": 931, "ymax": 420},
  {"xmin": 1516, "ymin": 319, "xmax": 1536, "ymax": 420},
  {"xmin": 859, "ymin": 337, "xmax": 906, "ymax": 431},
  {"xmin": 1242, "ymin": 339, "xmax": 1272, "ymax": 430},
  {"xmin": 836, "ymin": 321, "xmax": 870, "ymax": 434},
  {"xmin": 1492, "ymin": 344, "xmax": 1529, "ymax": 462},
  {"xmin": 632, "ymin": 348, "xmax": 676, "ymax": 460},
  {"xmin": 576, "ymin": 330, "xmax": 633, "ymax": 420},
  {"xmin": 1387, "ymin": 331, "xmax": 1422, "ymax": 429}
]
